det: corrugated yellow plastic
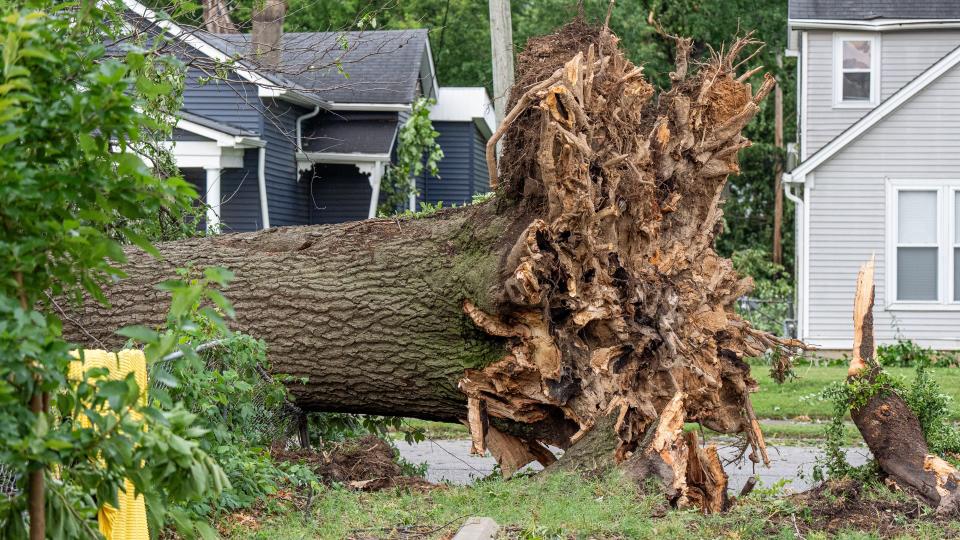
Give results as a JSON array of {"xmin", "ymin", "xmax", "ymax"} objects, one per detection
[{"xmin": 69, "ymin": 349, "xmax": 150, "ymax": 540}]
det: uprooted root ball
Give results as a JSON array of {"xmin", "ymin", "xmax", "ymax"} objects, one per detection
[{"xmin": 459, "ymin": 20, "xmax": 799, "ymax": 510}]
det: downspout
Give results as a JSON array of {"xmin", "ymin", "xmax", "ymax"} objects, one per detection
[
  {"xmin": 296, "ymin": 105, "xmax": 321, "ymax": 152},
  {"xmin": 258, "ymin": 146, "xmax": 271, "ymax": 228},
  {"xmin": 784, "ymin": 182, "xmax": 804, "ymax": 339}
]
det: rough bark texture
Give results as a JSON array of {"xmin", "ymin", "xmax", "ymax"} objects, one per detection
[
  {"xmin": 67, "ymin": 204, "xmax": 524, "ymax": 422},
  {"xmin": 64, "ymin": 21, "xmax": 796, "ymax": 511},
  {"xmin": 848, "ymin": 259, "xmax": 960, "ymax": 514}
]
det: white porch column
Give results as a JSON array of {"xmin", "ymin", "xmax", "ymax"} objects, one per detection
[
  {"xmin": 205, "ymin": 167, "xmax": 222, "ymax": 233},
  {"xmin": 408, "ymin": 180, "xmax": 417, "ymax": 213},
  {"xmin": 366, "ymin": 161, "xmax": 383, "ymax": 219}
]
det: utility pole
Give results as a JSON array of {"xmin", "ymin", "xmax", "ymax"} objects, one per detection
[
  {"xmin": 772, "ymin": 54, "xmax": 784, "ymax": 266},
  {"xmin": 488, "ymin": 0, "xmax": 514, "ymax": 129}
]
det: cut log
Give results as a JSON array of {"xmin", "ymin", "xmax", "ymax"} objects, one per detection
[
  {"xmin": 847, "ymin": 259, "xmax": 960, "ymax": 514},
  {"xmin": 62, "ymin": 20, "xmax": 797, "ymax": 508}
]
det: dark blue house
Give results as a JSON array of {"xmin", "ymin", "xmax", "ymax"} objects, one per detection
[{"xmin": 124, "ymin": 0, "xmax": 494, "ymax": 232}]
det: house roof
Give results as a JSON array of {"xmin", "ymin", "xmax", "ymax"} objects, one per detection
[
  {"xmin": 178, "ymin": 110, "xmax": 257, "ymax": 137},
  {"xmin": 202, "ymin": 30, "xmax": 436, "ymax": 105},
  {"xmin": 789, "ymin": 0, "xmax": 960, "ymax": 21},
  {"xmin": 301, "ymin": 111, "xmax": 399, "ymax": 155},
  {"xmin": 784, "ymin": 42, "xmax": 960, "ymax": 182},
  {"xmin": 122, "ymin": 0, "xmax": 437, "ymax": 108}
]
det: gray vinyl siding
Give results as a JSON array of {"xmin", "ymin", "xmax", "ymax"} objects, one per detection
[
  {"xmin": 181, "ymin": 67, "xmax": 262, "ymax": 132},
  {"xmin": 219, "ymin": 149, "xmax": 264, "ymax": 232},
  {"xmin": 260, "ymin": 99, "xmax": 312, "ymax": 226},
  {"xmin": 804, "ymin": 30, "xmax": 960, "ymax": 157},
  {"xmin": 307, "ymin": 164, "xmax": 372, "ymax": 224},
  {"xmin": 806, "ymin": 60, "xmax": 960, "ymax": 349}
]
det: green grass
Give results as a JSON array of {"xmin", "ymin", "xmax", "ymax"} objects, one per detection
[
  {"xmin": 222, "ymin": 471, "xmax": 955, "ymax": 539},
  {"xmin": 391, "ymin": 364, "xmax": 960, "ymax": 446},
  {"xmin": 751, "ymin": 362, "xmax": 960, "ymax": 420}
]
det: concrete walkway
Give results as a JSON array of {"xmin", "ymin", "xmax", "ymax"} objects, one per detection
[{"xmin": 396, "ymin": 439, "xmax": 870, "ymax": 493}]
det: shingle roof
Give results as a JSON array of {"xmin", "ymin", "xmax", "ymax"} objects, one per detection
[
  {"xmin": 790, "ymin": 0, "xmax": 960, "ymax": 20},
  {"xmin": 203, "ymin": 30, "xmax": 429, "ymax": 104},
  {"xmin": 178, "ymin": 110, "xmax": 257, "ymax": 137},
  {"xmin": 301, "ymin": 111, "xmax": 398, "ymax": 154}
]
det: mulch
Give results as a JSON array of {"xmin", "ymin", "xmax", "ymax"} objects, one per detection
[{"xmin": 274, "ymin": 435, "xmax": 436, "ymax": 492}]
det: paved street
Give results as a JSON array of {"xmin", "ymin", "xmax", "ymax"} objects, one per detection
[{"xmin": 396, "ymin": 439, "xmax": 871, "ymax": 493}]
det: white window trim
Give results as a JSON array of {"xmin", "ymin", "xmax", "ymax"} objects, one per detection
[
  {"xmin": 833, "ymin": 32, "xmax": 881, "ymax": 108},
  {"xmin": 885, "ymin": 179, "xmax": 960, "ymax": 311}
]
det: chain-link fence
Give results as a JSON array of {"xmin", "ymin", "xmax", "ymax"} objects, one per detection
[{"xmin": 736, "ymin": 296, "xmax": 796, "ymax": 339}]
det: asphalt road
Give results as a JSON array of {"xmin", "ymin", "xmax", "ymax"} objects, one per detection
[{"xmin": 396, "ymin": 439, "xmax": 870, "ymax": 493}]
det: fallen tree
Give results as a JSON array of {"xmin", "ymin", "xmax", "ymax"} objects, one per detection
[
  {"xmin": 64, "ymin": 20, "xmax": 797, "ymax": 509},
  {"xmin": 846, "ymin": 259, "xmax": 960, "ymax": 514}
]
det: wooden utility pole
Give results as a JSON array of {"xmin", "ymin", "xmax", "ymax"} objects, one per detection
[
  {"xmin": 488, "ymin": 0, "xmax": 514, "ymax": 130},
  {"xmin": 772, "ymin": 54, "xmax": 784, "ymax": 265}
]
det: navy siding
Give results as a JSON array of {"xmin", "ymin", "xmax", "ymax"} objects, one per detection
[
  {"xmin": 181, "ymin": 67, "xmax": 262, "ymax": 132},
  {"xmin": 181, "ymin": 167, "xmax": 207, "ymax": 230},
  {"xmin": 420, "ymin": 121, "xmax": 482, "ymax": 207},
  {"xmin": 261, "ymin": 99, "xmax": 312, "ymax": 226},
  {"xmin": 472, "ymin": 123, "xmax": 490, "ymax": 196},
  {"xmin": 219, "ymin": 149, "xmax": 263, "ymax": 232},
  {"xmin": 307, "ymin": 164, "xmax": 371, "ymax": 224}
]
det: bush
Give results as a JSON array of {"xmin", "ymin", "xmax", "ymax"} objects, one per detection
[
  {"xmin": 731, "ymin": 248, "xmax": 794, "ymax": 336},
  {"xmin": 878, "ymin": 338, "xmax": 958, "ymax": 368}
]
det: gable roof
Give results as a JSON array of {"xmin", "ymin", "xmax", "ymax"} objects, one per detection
[
  {"xmin": 121, "ymin": 0, "xmax": 437, "ymax": 108},
  {"xmin": 790, "ymin": 1, "xmax": 960, "ymax": 21},
  {"xmin": 784, "ymin": 42, "xmax": 960, "ymax": 183},
  {"xmin": 203, "ymin": 30, "xmax": 436, "ymax": 105},
  {"xmin": 120, "ymin": 0, "xmax": 323, "ymax": 107}
]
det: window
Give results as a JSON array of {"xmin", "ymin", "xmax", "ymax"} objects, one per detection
[
  {"xmin": 834, "ymin": 33, "xmax": 879, "ymax": 107},
  {"xmin": 888, "ymin": 181, "xmax": 960, "ymax": 307}
]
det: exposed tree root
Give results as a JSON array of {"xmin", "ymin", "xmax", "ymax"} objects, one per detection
[
  {"xmin": 459, "ymin": 20, "xmax": 800, "ymax": 510},
  {"xmin": 848, "ymin": 259, "xmax": 960, "ymax": 514}
]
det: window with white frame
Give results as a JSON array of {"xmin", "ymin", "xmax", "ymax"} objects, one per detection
[
  {"xmin": 888, "ymin": 181, "xmax": 960, "ymax": 305},
  {"xmin": 834, "ymin": 33, "xmax": 879, "ymax": 106}
]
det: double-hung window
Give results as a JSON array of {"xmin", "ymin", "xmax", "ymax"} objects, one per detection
[
  {"xmin": 888, "ymin": 181, "xmax": 960, "ymax": 307},
  {"xmin": 833, "ymin": 33, "xmax": 879, "ymax": 107}
]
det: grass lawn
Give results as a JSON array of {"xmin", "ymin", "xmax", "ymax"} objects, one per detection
[
  {"xmin": 750, "ymin": 362, "xmax": 960, "ymax": 420},
  {"xmin": 221, "ymin": 471, "xmax": 957, "ymax": 539},
  {"xmin": 394, "ymin": 363, "xmax": 960, "ymax": 446}
]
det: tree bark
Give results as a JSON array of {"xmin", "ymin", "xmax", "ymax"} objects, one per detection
[
  {"xmin": 66, "ymin": 204, "xmax": 524, "ymax": 422},
  {"xmin": 64, "ymin": 21, "xmax": 798, "ymax": 509}
]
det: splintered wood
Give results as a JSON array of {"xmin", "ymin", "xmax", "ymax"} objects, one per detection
[
  {"xmin": 847, "ymin": 259, "xmax": 960, "ymax": 514},
  {"xmin": 458, "ymin": 20, "xmax": 799, "ymax": 511}
]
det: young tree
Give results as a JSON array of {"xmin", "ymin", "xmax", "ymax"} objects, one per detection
[{"xmin": 0, "ymin": 3, "xmax": 229, "ymax": 537}]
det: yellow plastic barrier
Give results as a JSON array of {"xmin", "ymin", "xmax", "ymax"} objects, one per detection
[{"xmin": 68, "ymin": 350, "xmax": 149, "ymax": 540}]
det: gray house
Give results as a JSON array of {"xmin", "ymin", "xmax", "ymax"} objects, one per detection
[
  {"xmin": 122, "ymin": 0, "xmax": 493, "ymax": 232},
  {"xmin": 784, "ymin": 1, "xmax": 960, "ymax": 350}
]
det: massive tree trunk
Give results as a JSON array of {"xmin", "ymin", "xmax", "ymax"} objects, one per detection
[
  {"xmin": 70, "ymin": 204, "xmax": 523, "ymax": 423},
  {"xmin": 64, "ymin": 20, "xmax": 797, "ymax": 509}
]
